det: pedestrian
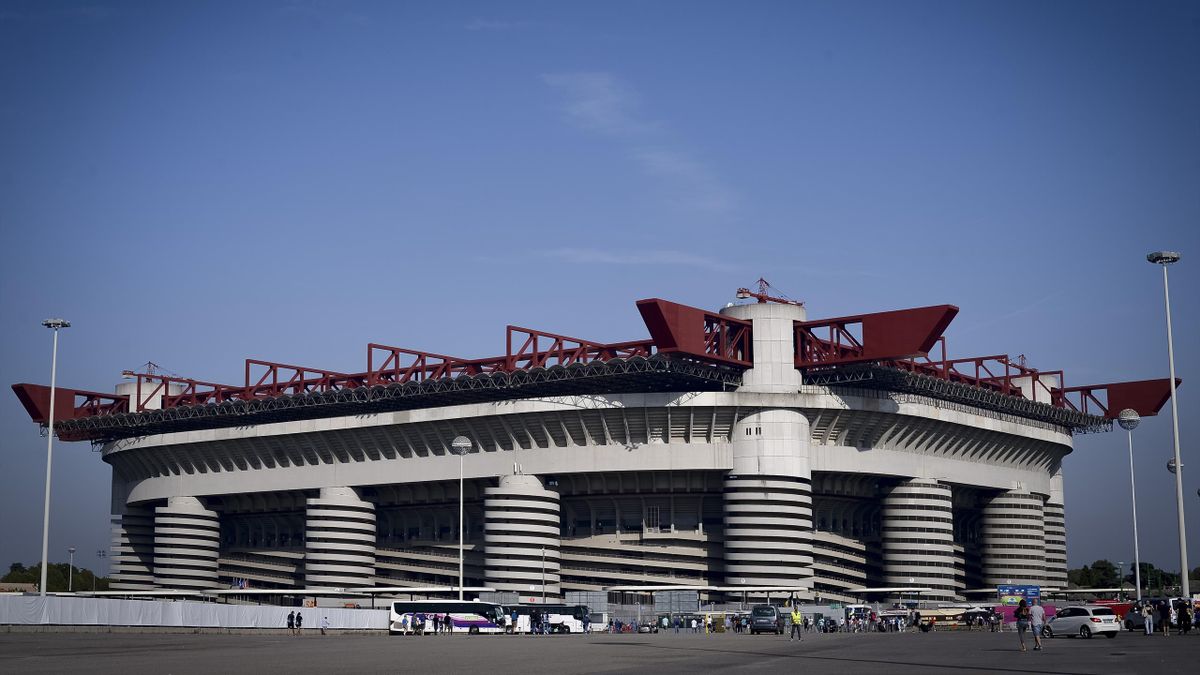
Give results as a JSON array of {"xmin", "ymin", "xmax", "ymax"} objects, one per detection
[
  {"xmin": 296, "ymin": 611, "xmax": 304, "ymax": 635},
  {"xmin": 1143, "ymin": 603, "xmax": 1154, "ymax": 636},
  {"xmin": 1029, "ymin": 599, "xmax": 1045, "ymax": 651},
  {"xmin": 287, "ymin": 610, "xmax": 295, "ymax": 636},
  {"xmin": 674, "ymin": 616, "xmax": 680, "ymax": 634},
  {"xmin": 790, "ymin": 607, "xmax": 803, "ymax": 642},
  {"xmin": 320, "ymin": 616, "xmax": 329, "ymax": 636},
  {"xmin": 1014, "ymin": 599, "xmax": 1031, "ymax": 652}
]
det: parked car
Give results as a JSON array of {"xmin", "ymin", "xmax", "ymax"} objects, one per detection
[
  {"xmin": 637, "ymin": 622, "xmax": 659, "ymax": 634},
  {"xmin": 749, "ymin": 605, "xmax": 783, "ymax": 635},
  {"xmin": 1045, "ymin": 605, "xmax": 1120, "ymax": 639}
]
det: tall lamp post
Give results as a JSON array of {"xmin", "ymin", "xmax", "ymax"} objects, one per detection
[
  {"xmin": 95, "ymin": 550, "xmax": 107, "ymax": 592},
  {"xmin": 450, "ymin": 436, "xmax": 472, "ymax": 601},
  {"xmin": 39, "ymin": 318, "xmax": 70, "ymax": 597},
  {"xmin": 1147, "ymin": 250, "xmax": 1188, "ymax": 598},
  {"xmin": 1118, "ymin": 409, "xmax": 1143, "ymax": 601},
  {"xmin": 67, "ymin": 547, "xmax": 76, "ymax": 592}
]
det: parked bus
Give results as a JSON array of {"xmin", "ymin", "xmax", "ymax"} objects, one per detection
[
  {"xmin": 389, "ymin": 600, "xmax": 508, "ymax": 635},
  {"xmin": 511, "ymin": 604, "xmax": 591, "ymax": 633}
]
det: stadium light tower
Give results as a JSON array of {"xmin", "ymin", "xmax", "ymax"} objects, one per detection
[
  {"xmin": 67, "ymin": 547, "xmax": 76, "ymax": 592},
  {"xmin": 1117, "ymin": 409, "xmax": 1143, "ymax": 601},
  {"xmin": 1147, "ymin": 250, "xmax": 1188, "ymax": 598},
  {"xmin": 450, "ymin": 436, "xmax": 472, "ymax": 601},
  {"xmin": 39, "ymin": 318, "xmax": 70, "ymax": 597}
]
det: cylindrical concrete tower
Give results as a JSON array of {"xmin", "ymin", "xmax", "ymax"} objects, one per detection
[
  {"xmin": 720, "ymin": 301, "xmax": 812, "ymax": 594},
  {"xmin": 1043, "ymin": 469, "xmax": 1067, "ymax": 589},
  {"xmin": 981, "ymin": 489, "xmax": 1046, "ymax": 586},
  {"xmin": 110, "ymin": 506, "xmax": 156, "ymax": 591},
  {"xmin": 153, "ymin": 496, "xmax": 220, "ymax": 590},
  {"xmin": 484, "ymin": 474, "xmax": 561, "ymax": 600},
  {"xmin": 881, "ymin": 479, "xmax": 958, "ymax": 600},
  {"xmin": 304, "ymin": 487, "xmax": 377, "ymax": 588}
]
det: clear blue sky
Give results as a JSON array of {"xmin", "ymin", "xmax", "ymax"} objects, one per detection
[{"xmin": 1, "ymin": 0, "xmax": 1197, "ymax": 578}]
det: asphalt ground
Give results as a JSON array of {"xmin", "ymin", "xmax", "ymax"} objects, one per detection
[{"xmin": 1, "ymin": 628, "xmax": 1197, "ymax": 675}]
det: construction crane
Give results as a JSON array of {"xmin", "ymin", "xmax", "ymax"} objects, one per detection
[{"xmin": 735, "ymin": 278, "xmax": 804, "ymax": 306}]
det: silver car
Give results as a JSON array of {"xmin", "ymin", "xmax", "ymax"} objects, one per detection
[{"xmin": 1045, "ymin": 605, "xmax": 1120, "ymax": 639}]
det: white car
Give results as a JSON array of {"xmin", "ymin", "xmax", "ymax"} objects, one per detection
[{"xmin": 1045, "ymin": 605, "xmax": 1120, "ymax": 639}]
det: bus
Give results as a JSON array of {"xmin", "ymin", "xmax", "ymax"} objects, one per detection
[
  {"xmin": 389, "ymin": 600, "xmax": 508, "ymax": 635},
  {"xmin": 510, "ymin": 604, "xmax": 591, "ymax": 634}
]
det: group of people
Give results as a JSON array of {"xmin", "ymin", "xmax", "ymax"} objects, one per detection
[
  {"xmin": 395, "ymin": 612, "xmax": 456, "ymax": 635},
  {"xmin": 1139, "ymin": 599, "xmax": 1195, "ymax": 636},
  {"xmin": 1013, "ymin": 598, "xmax": 1048, "ymax": 652},
  {"xmin": 284, "ymin": 611, "xmax": 332, "ymax": 636}
]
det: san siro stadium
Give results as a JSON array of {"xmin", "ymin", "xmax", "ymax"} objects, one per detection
[{"xmin": 13, "ymin": 287, "xmax": 1177, "ymax": 605}]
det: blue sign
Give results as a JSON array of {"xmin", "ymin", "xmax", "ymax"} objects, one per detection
[{"xmin": 997, "ymin": 585, "xmax": 1040, "ymax": 605}]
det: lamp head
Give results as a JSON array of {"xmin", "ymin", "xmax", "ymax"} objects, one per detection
[
  {"xmin": 450, "ymin": 435, "xmax": 472, "ymax": 456},
  {"xmin": 1117, "ymin": 409, "xmax": 1141, "ymax": 431},
  {"xmin": 1147, "ymin": 251, "xmax": 1181, "ymax": 265},
  {"xmin": 42, "ymin": 319, "xmax": 71, "ymax": 329}
]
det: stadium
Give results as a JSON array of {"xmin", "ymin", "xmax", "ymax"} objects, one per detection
[{"xmin": 12, "ymin": 285, "xmax": 1177, "ymax": 605}]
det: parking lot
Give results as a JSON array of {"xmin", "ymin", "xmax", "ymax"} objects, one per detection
[{"xmin": 1, "ymin": 628, "xmax": 1198, "ymax": 675}]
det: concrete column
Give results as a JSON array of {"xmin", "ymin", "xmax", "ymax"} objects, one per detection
[
  {"xmin": 110, "ymin": 506, "xmax": 156, "ymax": 591},
  {"xmin": 722, "ymin": 409, "xmax": 813, "ymax": 592},
  {"xmin": 153, "ymin": 496, "xmax": 220, "ymax": 590},
  {"xmin": 484, "ymin": 474, "xmax": 561, "ymax": 600},
  {"xmin": 719, "ymin": 301, "xmax": 812, "ymax": 595},
  {"xmin": 1043, "ymin": 470, "xmax": 1067, "ymax": 589},
  {"xmin": 981, "ymin": 489, "xmax": 1046, "ymax": 587},
  {"xmin": 305, "ymin": 487, "xmax": 376, "ymax": 588},
  {"xmin": 881, "ymin": 479, "xmax": 958, "ymax": 600}
]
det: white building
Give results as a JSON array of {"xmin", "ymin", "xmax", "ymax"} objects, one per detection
[{"xmin": 13, "ymin": 293, "xmax": 1173, "ymax": 603}]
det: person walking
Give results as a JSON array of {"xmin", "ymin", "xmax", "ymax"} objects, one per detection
[
  {"xmin": 1014, "ymin": 599, "xmax": 1031, "ymax": 652},
  {"xmin": 287, "ymin": 610, "xmax": 295, "ymax": 636},
  {"xmin": 790, "ymin": 607, "xmax": 803, "ymax": 642},
  {"xmin": 1143, "ymin": 603, "xmax": 1154, "ymax": 636},
  {"xmin": 320, "ymin": 616, "xmax": 329, "ymax": 636},
  {"xmin": 1029, "ymin": 599, "xmax": 1046, "ymax": 651},
  {"xmin": 295, "ymin": 611, "xmax": 304, "ymax": 635}
]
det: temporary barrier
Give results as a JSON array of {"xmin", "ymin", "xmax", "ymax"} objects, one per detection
[{"xmin": 0, "ymin": 596, "xmax": 388, "ymax": 630}]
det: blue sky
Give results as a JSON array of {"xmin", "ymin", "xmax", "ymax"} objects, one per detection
[{"xmin": 1, "ymin": 0, "xmax": 1197, "ymax": 578}]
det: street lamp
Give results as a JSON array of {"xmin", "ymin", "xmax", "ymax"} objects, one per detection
[
  {"xmin": 541, "ymin": 546, "xmax": 547, "ymax": 605},
  {"xmin": 38, "ymin": 318, "xmax": 70, "ymax": 597},
  {"xmin": 450, "ymin": 436, "xmax": 472, "ymax": 601},
  {"xmin": 1118, "ymin": 409, "xmax": 1143, "ymax": 601},
  {"xmin": 67, "ymin": 547, "xmax": 76, "ymax": 592},
  {"xmin": 95, "ymin": 550, "xmax": 106, "ymax": 591},
  {"xmin": 1147, "ymin": 250, "xmax": 1188, "ymax": 598}
]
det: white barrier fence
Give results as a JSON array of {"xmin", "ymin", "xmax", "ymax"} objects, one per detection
[{"xmin": 0, "ymin": 596, "xmax": 389, "ymax": 630}]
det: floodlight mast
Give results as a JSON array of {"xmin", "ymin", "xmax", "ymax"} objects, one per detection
[{"xmin": 1147, "ymin": 250, "xmax": 1187, "ymax": 598}]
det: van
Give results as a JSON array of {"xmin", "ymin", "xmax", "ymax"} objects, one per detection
[{"xmin": 749, "ymin": 605, "xmax": 782, "ymax": 635}]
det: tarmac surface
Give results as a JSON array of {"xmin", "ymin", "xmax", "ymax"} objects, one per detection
[{"xmin": 1, "ymin": 628, "xmax": 1198, "ymax": 675}]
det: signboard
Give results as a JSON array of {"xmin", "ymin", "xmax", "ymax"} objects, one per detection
[{"xmin": 997, "ymin": 585, "xmax": 1040, "ymax": 606}]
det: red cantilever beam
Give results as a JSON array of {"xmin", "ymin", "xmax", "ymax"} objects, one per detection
[
  {"xmin": 795, "ymin": 304, "xmax": 959, "ymax": 368},
  {"xmin": 1054, "ymin": 378, "xmax": 1181, "ymax": 419},
  {"xmin": 11, "ymin": 383, "xmax": 128, "ymax": 424},
  {"xmin": 636, "ymin": 298, "xmax": 752, "ymax": 366}
]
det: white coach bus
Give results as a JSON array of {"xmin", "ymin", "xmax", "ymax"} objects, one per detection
[{"xmin": 389, "ymin": 600, "xmax": 509, "ymax": 635}]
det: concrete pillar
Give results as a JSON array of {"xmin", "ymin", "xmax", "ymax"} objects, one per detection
[
  {"xmin": 1043, "ymin": 470, "xmax": 1068, "ymax": 590},
  {"xmin": 484, "ymin": 474, "xmax": 561, "ymax": 600},
  {"xmin": 110, "ymin": 506, "xmax": 156, "ymax": 591},
  {"xmin": 305, "ymin": 487, "xmax": 376, "ymax": 588},
  {"xmin": 981, "ymin": 489, "xmax": 1046, "ymax": 587},
  {"xmin": 881, "ymin": 479, "xmax": 958, "ymax": 600},
  {"xmin": 722, "ymin": 409, "xmax": 814, "ymax": 592},
  {"xmin": 718, "ymin": 301, "xmax": 812, "ymax": 595},
  {"xmin": 153, "ymin": 496, "xmax": 220, "ymax": 590}
]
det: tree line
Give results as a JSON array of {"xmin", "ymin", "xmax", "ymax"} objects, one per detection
[
  {"xmin": 3, "ymin": 562, "xmax": 111, "ymax": 592},
  {"xmin": 1068, "ymin": 559, "xmax": 1200, "ymax": 595}
]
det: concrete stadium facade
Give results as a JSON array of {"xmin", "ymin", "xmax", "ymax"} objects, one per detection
[{"xmin": 83, "ymin": 300, "xmax": 1088, "ymax": 604}]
